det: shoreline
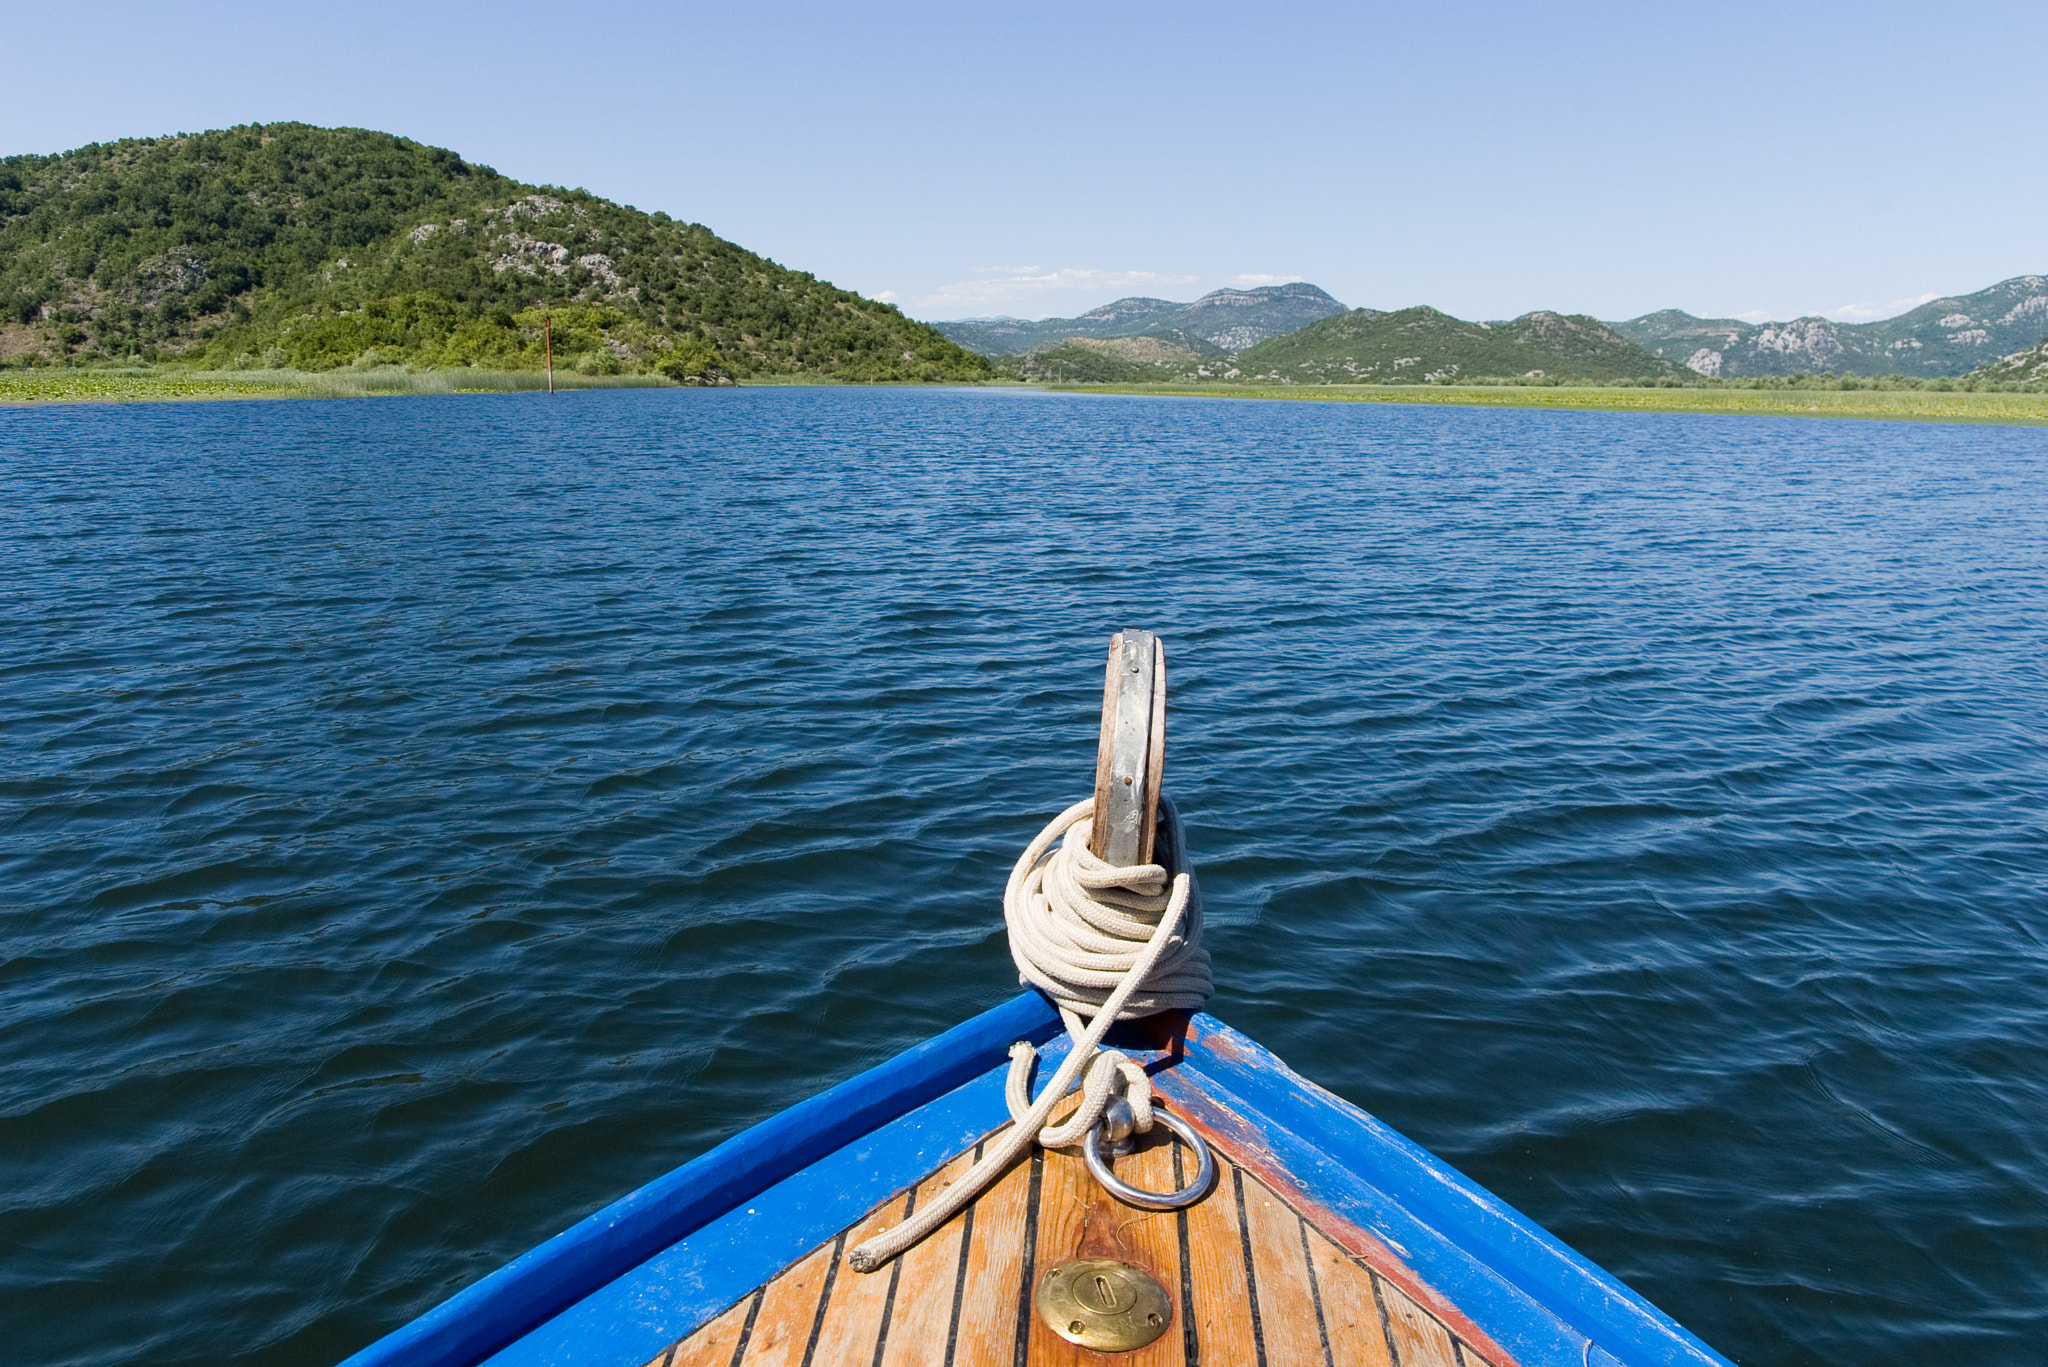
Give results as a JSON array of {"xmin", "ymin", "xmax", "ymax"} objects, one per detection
[
  {"xmin": 4, "ymin": 369, "xmax": 2044, "ymax": 426},
  {"xmin": 0, "ymin": 368, "xmax": 1019, "ymax": 407},
  {"xmin": 0, "ymin": 367, "xmax": 674, "ymax": 407},
  {"xmin": 1041, "ymin": 381, "xmax": 2048, "ymax": 427}
]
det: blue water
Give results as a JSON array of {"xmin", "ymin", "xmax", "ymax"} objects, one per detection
[{"xmin": 2, "ymin": 387, "xmax": 2044, "ymax": 1367}]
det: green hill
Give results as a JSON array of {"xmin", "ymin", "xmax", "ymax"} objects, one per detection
[
  {"xmin": 1231, "ymin": 306, "xmax": 1681, "ymax": 384},
  {"xmin": 1612, "ymin": 275, "xmax": 2048, "ymax": 378},
  {"xmin": 1966, "ymin": 335, "xmax": 2048, "ymax": 386},
  {"xmin": 936, "ymin": 283, "xmax": 1345, "ymax": 356},
  {"xmin": 0, "ymin": 123, "xmax": 990, "ymax": 382},
  {"xmin": 1005, "ymin": 335, "xmax": 1218, "ymax": 383}
]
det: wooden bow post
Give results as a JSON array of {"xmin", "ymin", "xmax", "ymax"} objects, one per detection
[{"xmin": 1090, "ymin": 629, "xmax": 1167, "ymax": 868}]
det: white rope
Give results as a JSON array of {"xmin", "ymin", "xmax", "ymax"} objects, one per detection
[{"xmin": 847, "ymin": 795, "xmax": 1209, "ymax": 1272}]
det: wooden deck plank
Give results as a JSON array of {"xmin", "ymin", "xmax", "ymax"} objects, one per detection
[
  {"xmin": 1239, "ymin": 1167, "xmax": 1333, "ymax": 1367},
  {"xmin": 876, "ymin": 1146, "xmax": 981, "ymax": 1367},
  {"xmin": 645, "ymin": 1088, "xmax": 1522, "ymax": 1367},
  {"xmin": 652, "ymin": 1287, "xmax": 757, "ymax": 1367},
  {"xmin": 1024, "ymin": 1141, "xmax": 1096, "ymax": 1365},
  {"xmin": 1376, "ymin": 1278, "xmax": 1462, "ymax": 1367},
  {"xmin": 807, "ymin": 1188, "xmax": 916, "ymax": 1366},
  {"xmin": 947, "ymin": 1141, "xmax": 1035, "ymax": 1367},
  {"xmin": 1022, "ymin": 1129, "xmax": 1186, "ymax": 1367},
  {"xmin": 1115, "ymin": 1126, "xmax": 1190, "ymax": 1367},
  {"xmin": 735, "ymin": 1238, "xmax": 838, "ymax": 1367},
  {"xmin": 1180, "ymin": 1152, "xmax": 1262, "ymax": 1367},
  {"xmin": 1303, "ymin": 1226, "xmax": 1395, "ymax": 1367}
]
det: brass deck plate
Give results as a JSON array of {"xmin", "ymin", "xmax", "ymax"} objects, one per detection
[{"xmin": 1035, "ymin": 1257, "xmax": 1172, "ymax": 1351}]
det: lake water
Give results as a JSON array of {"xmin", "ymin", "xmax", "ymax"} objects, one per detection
[{"xmin": 3, "ymin": 387, "xmax": 2044, "ymax": 1367}]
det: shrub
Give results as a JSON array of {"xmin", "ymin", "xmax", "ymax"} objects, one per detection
[{"xmin": 657, "ymin": 338, "xmax": 731, "ymax": 385}]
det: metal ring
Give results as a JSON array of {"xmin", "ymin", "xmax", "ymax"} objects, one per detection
[{"xmin": 1083, "ymin": 1107, "xmax": 1215, "ymax": 1210}]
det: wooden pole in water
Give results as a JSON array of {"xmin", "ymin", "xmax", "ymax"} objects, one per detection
[
  {"xmin": 544, "ymin": 315, "xmax": 554, "ymax": 394},
  {"xmin": 1090, "ymin": 629, "xmax": 1167, "ymax": 867}
]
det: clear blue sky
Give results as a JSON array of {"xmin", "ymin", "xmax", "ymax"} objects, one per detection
[{"xmin": 5, "ymin": 0, "xmax": 2041, "ymax": 324}]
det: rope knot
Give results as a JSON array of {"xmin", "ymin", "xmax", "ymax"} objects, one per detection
[
  {"xmin": 1006, "ymin": 796, "xmax": 1210, "ymax": 1021},
  {"xmin": 847, "ymin": 795, "xmax": 1209, "ymax": 1272}
]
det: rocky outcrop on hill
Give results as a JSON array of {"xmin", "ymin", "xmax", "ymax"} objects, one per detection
[
  {"xmin": 1613, "ymin": 275, "xmax": 2048, "ymax": 378},
  {"xmin": 1966, "ymin": 335, "xmax": 2048, "ymax": 385},
  {"xmin": 935, "ymin": 282, "xmax": 1344, "ymax": 356}
]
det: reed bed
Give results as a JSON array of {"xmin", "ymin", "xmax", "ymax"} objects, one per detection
[
  {"xmin": 0, "ymin": 367, "xmax": 673, "ymax": 406},
  {"xmin": 11, "ymin": 370, "xmax": 2039, "ymax": 426},
  {"xmin": 1058, "ymin": 382, "xmax": 2048, "ymax": 425}
]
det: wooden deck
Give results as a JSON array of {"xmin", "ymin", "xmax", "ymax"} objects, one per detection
[{"xmin": 642, "ymin": 1116, "xmax": 1511, "ymax": 1367}]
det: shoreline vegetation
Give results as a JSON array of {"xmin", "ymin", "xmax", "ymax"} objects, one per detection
[
  {"xmin": 5, "ymin": 367, "xmax": 2047, "ymax": 426},
  {"xmin": 2, "ymin": 124, "xmax": 992, "ymax": 385},
  {"xmin": 0, "ymin": 365, "xmax": 1001, "ymax": 405},
  {"xmin": 0, "ymin": 366, "xmax": 677, "ymax": 405},
  {"xmin": 1046, "ymin": 381, "xmax": 2048, "ymax": 426}
]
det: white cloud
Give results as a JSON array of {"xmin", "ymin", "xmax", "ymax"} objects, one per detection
[
  {"xmin": 1819, "ymin": 292, "xmax": 1939, "ymax": 322},
  {"xmin": 1724, "ymin": 292, "xmax": 1941, "ymax": 326},
  {"xmin": 873, "ymin": 290, "xmax": 897, "ymax": 302},
  {"xmin": 914, "ymin": 266, "xmax": 1199, "ymax": 314},
  {"xmin": 1728, "ymin": 293, "xmax": 1933, "ymax": 325}
]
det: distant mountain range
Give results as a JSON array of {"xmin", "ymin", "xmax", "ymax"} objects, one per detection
[
  {"xmin": 998, "ymin": 306, "xmax": 1681, "ymax": 386},
  {"xmin": 934, "ymin": 283, "xmax": 1346, "ymax": 356},
  {"xmin": 931, "ymin": 273, "xmax": 2048, "ymax": 385},
  {"xmin": 1613, "ymin": 275, "xmax": 2048, "ymax": 378}
]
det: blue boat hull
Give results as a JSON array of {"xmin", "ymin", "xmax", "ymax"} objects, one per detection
[{"xmin": 340, "ymin": 993, "xmax": 1731, "ymax": 1367}]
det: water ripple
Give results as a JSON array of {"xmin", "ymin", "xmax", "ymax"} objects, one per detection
[{"xmin": 2, "ymin": 388, "xmax": 2045, "ymax": 1366}]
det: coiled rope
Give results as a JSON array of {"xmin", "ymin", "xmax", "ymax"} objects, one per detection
[{"xmin": 847, "ymin": 794, "xmax": 1210, "ymax": 1272}]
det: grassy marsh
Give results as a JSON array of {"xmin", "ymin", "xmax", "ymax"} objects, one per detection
[
  {"xmin": 0, "ymin": 367, "xmax": 673, "ymax": 406},
  {"xmin": 7, "ymin": 370, "xmax": 2044, "ymax": 428},
  {"xmin": 1055, "ymin": 382, "xmax": 2048, "ymax": 426}
]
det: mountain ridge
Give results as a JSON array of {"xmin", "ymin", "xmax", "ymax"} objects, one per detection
[
  {"xmin": 1229, "ymin": 306, "xmax": 1682, "ymax": 384},
  {"xmin": 934, "ymin": 282, "xmax": 1345, "ymax": 356},
  {"xmin": 1612, "ymin": 276, "xmax": 2048, "ymax": 378}
]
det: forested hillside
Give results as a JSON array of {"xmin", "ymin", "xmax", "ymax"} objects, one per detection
[
  {"xmin": 1006, "ymin": 335, "xmax": 1216, "ymax": 383},
  {"xmin": 0, "ymin": 124, "xmax": 990, "ymax": 381},
  {"xmin": 1232, "ymin": 307, "xmax": 1680, "ymax": 384}
]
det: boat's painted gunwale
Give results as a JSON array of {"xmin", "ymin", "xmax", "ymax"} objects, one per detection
[
  {"xmin": 1159, "ymin": 1018, "xmax": 1732, "ymax": 1367},
  {"xmin": 337, "ymin": 993, "xmax": 1062, "ymax": 1367},
  {"xmin": 477, "ymin": 1037, "xmax": 1066, "ymax": 1367},
  {"xmin": 344, "ymin": 994, "xmax": 1733, "ymax": 1367}
]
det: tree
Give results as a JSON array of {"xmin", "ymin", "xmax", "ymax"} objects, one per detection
[{"xmin": 658, "ymin": 338, "xmax": 733, "ymax": 386}]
